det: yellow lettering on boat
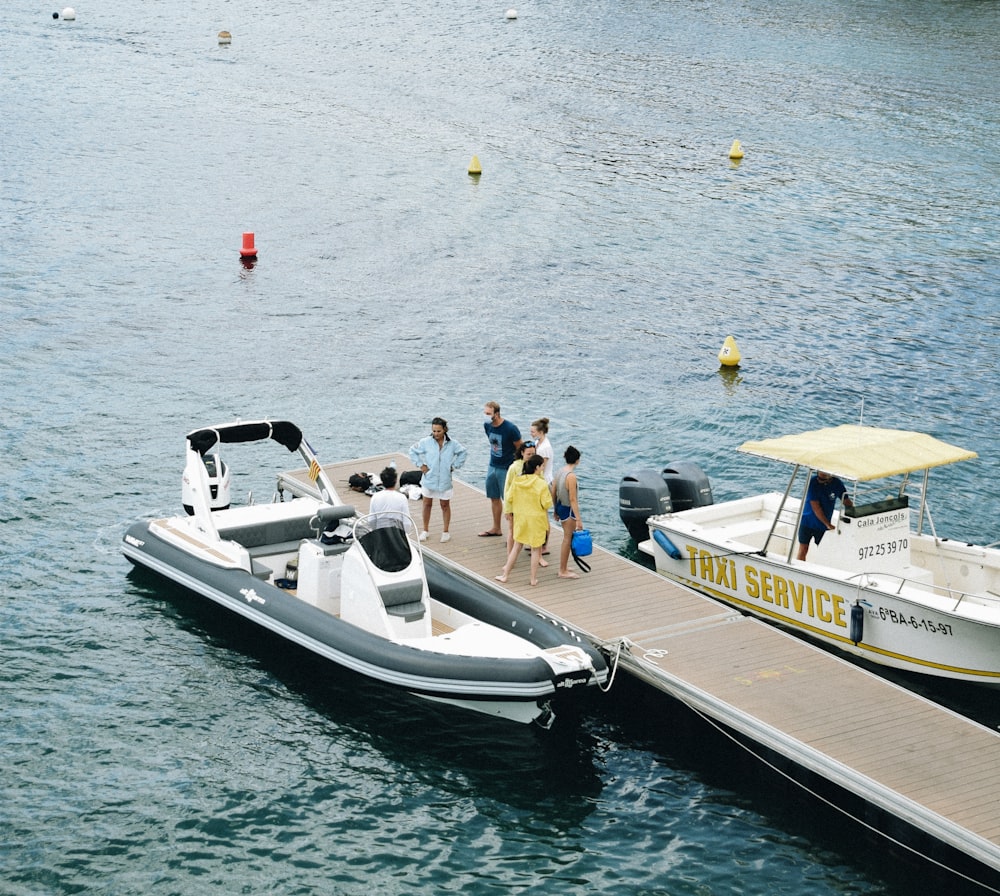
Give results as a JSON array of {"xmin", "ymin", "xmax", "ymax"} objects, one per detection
[
  {"xmin": 816, "ymin": 589, "xmax": 832, "ymax": 623},
  {"xmin": 773, "ymin": 574, "xmax": 789, "ymax": 609},
  {"xmin": 685, "ymin": 545, "xmax": 699, "ymax": 575},
  {"xmin": 787, "ymin": 579, "xmax": 801, "ymax": 613},
  {"xmin": 698, "ymin": 549, "xmax": 715, "ymax": 580},
  {"xmin": 760, "ymin": 570, "xmax": 774, "ymax": 604},
  {"xmin": 736, "ymin": 563, "xmax": 848, "ymax": 630},
  {"xmin": 832, "ymin": 593, "xmax": 846, "ymax": 627},
  {"xmin": 714, "ymin": 555, "xmax": 735, "ymax": 589}
]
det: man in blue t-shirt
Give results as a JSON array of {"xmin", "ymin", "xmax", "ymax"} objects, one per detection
[
  {"xmin": 797, "ymin": 470, "xmax": 854, "ymax": 561},
  {"xmin": 480, "ymin": 400, "xmax": 522, "ymax": 537}
]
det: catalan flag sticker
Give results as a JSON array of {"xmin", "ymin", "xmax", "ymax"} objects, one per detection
[{"xmin": 308, "ymin": 458, "xmax": 321, "ymax": 481}]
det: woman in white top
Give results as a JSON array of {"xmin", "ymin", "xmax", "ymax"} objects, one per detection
[{"xmin": 530, "ymin": 417, "xmax": 554, "ymax": 485}]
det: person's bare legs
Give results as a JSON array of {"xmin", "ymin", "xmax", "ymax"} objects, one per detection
[
  {"xmin": 440, "ymin": 499, "xmax": 452, "ymax": 535},
  {"xmin": 422, "ymin": 497, "xmax": 433, "ymax": 533},
  {"xmin": 491, "ymin": 497, "xmax": 503, "ymax": 534},
  {"xmin": 529, "ymin": 546, "xmax": 542, "ymax": 585},
  {"xmin": 496, "ymin": 541, "xmax": 523, "ymax": 582},
  {"xmin": 558, "ymin": 517, "xmax": 579, "ymax": 579}
]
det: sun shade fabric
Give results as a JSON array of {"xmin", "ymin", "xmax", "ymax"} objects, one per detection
[
  {"xmin": 738, "ymin": 425, "xmax": 977, "ymax": 482},
  {"xmin": 186, "ymin": 421, "xmax": 303, "ymax": 456}
]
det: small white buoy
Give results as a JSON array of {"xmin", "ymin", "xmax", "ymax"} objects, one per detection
[
  {"xmin": 61, "ymin": 7, "xmax": 76, "ymax": 20},
  {"xmin": 218, "ymin": 30, "xmax": 232, "ymax": 44},
  {"xmin": 505, "ymin": 8, "xmax": 518, "ymax": 19},
  {"xmin": 718, "ymin": 335, "xmax": 742, "ymax": 368}
]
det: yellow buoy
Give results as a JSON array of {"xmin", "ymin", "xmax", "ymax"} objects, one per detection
[
  {"xmin": 468, "ymin": 155, "xmax": 482, "ymax": 176},
  {"xmin": 218, "ymin": 30, "xmax": 232, "ymax": 44},
  {"xmin": 718, "ymin": 335, "xmax": 741, "ymax": 367},
  {"xmin": 728, "ymin": 139, "xmax": 744, "ymax": 160}
]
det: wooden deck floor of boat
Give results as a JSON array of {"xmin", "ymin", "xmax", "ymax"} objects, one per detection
[{"xmin": 286, "ymin": 454, "xmax": 1000, "ymax": 877}]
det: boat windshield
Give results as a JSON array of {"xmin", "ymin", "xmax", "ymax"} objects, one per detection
[{"xmin": 357, "ymin": 524, "xmax": 413, "ymax": 573}]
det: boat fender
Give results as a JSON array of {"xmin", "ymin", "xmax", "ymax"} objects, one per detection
[
  {"xmin": 653, "ymin": 529, "xmax": 682, "ymax": 560},
  {"xmin": 849, "ymin": 602, "xmax": 864, "ymax": 644}
]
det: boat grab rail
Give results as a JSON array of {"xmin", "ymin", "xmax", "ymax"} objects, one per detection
[{"xmin": 844, "ymin": 571, "xmax": 1000, "ymax": 612}]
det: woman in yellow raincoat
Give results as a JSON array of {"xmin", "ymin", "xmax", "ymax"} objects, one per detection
[{"xmin": 496, "ymin": 454, "xmax": 553, "ymax": 587}]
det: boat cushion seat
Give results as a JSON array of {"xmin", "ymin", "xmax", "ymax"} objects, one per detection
[
  {"xmin": 247, "ymin": 540, "xmax": 306, "ymax": 558},
  {"xmin": 250, "ymin": 558, "xmax": 271, "ymax": 580},
  {"xmin": 385, "ymin": 600, "xmax": 426, "ymax": 621},
  {"xmin": 380, "ymin": 578, "xmax": 425, "ymax": 618},
  {"xmin": 219, "ymin": 516, "xmax": 320, "ymax": 549}
]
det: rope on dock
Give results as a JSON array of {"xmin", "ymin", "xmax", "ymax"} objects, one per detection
[{"xmin": 597, "ymin": 637, "xmax": 633, "ymax": 693}]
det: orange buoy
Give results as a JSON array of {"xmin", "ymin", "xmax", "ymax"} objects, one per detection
[{"xmin": 240, "ymin": 232, "xmax": 257, "ymax": 258}]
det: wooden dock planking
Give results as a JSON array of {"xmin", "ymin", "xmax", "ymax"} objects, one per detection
[{"xmin": 283, "ymin": 453, "xmax": 1000, "ymax": 878}]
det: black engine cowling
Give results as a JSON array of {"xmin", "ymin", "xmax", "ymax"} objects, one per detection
[{"xmin": 619, "ymin": 462, "xmax": 713, "ymax": 543}]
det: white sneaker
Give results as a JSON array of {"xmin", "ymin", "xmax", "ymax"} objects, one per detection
[
  {"xmin": 440, "ymin": 532, "xmax": 451, "ymax": 543},
  {"xmin": 419, "ymin": 531, "xmax": 429, "ymax": 542}
]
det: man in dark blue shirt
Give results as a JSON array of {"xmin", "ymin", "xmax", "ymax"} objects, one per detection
[
  {"xmin": 480, "ymin": 401, "xmax": 523, "ymax": 537},
  {"xmin": 796, "ymin": 471, "xmax": 854, "ymax": 561}
]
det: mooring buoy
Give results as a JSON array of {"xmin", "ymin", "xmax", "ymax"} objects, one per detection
[{"xmin": 718, "ymin": 335, "xmax": 741, "ymax": 367}]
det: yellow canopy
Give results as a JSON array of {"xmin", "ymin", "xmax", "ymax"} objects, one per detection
[{"xmin": 738, "ymin": 425, "xmax": 977, "ymax": 482}]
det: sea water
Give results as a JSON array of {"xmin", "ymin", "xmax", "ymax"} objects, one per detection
[{"xmin": 2, "ymin": 0, "xmax": 999, "ymax": 892}]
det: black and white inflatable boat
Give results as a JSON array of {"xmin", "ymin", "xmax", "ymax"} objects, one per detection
[{"xmin": 122, "ymin": 420, "xmax": 608, "ymax": 727}]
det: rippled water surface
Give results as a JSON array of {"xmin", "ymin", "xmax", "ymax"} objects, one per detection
[{"xmin": 3, "ymin": 0, "xmax": 999, "ymax": 892}]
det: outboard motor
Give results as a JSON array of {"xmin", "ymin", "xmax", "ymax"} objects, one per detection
[
  {"xmin": 619, "ymin": 470, "xmax": 673, "ymax": 543},
  {"xmin": 619, "ymin": 462, "xmax": 713, "ymax": 543},
  {"xmin": 661, "ymin": 462, "xmax": 713, "ymax": 512},
  {"xmin": 182, "ymin": 452, "xmax": 231, "ymax": 515}
]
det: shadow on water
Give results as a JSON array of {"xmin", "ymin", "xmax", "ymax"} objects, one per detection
[{"xmin": 124, "ymin": 566, "xmax": 605, "ymax": 813}]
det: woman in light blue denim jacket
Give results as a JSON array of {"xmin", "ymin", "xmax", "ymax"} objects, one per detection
[{"xmin": 408, "ymin": 417, "xmax": 467, "ymax": 543}]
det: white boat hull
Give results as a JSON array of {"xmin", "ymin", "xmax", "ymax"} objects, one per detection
[
  {"xmin": 124, "ymin": 419, "xmax": 609, "ymax": 728},
  {"xmin": 642, "ymin": 495, "xmax": 1000, "ymax": 684}
]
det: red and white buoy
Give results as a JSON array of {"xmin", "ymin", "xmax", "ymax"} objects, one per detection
[{"xmin": 240, "ymin": 231, "xmax": 257, "ymax": 258}]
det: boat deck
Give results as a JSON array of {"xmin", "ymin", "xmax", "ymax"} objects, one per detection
[{"xmin": 283, "ymin": 454, "xmax": 1000, "ymax": 887}]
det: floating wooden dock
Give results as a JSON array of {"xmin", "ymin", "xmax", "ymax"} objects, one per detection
[{"xmin": 284, "ymin": 454, "xmax": 1000, "ymax": 891}]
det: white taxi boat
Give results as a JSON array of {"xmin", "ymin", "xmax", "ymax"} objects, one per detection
[{"xmin": 625, "ymin": 425, "xmax": 1000, "ymax": 684}]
